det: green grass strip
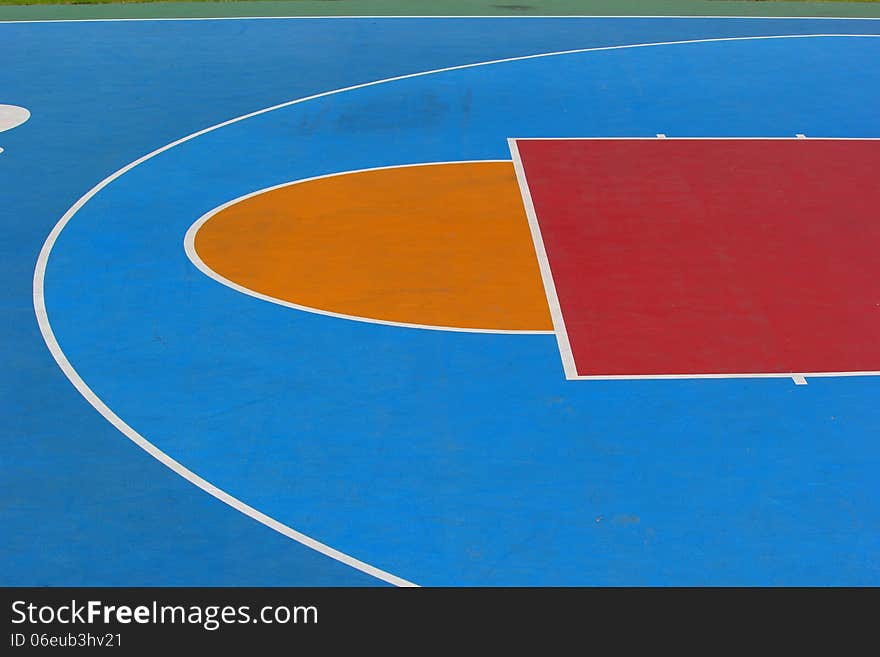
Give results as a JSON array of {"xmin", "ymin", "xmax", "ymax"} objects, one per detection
[{"xmin": 2, "ymin": 1, "xmax": 880, "ymax": 22}]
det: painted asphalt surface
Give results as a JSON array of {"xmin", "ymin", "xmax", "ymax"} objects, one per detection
[{"xmin": 4, "ymin": 18, "xmax": 880, "ymax": 585}]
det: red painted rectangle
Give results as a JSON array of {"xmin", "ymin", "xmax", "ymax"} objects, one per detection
[{"xmin": 514, "ymin": 138, "xmax": 880, "ymax": 377}]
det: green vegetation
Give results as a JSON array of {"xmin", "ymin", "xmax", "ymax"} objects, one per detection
[
  {"xmin": 1, "ymin": 0, "xmax": 880, "ymax": 20},
  {"xmin": 4, "ymin": 0, "xmax": 876, "ymax": 4}
]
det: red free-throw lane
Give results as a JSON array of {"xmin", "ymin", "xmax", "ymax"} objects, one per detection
[{"xmin": 516, "ymin": 138, "xmax": 880, "ymax": 377}]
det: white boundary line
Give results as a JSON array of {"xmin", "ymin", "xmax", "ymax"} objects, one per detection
[
  {"xmin": 4, "ymin": 16, "xmax": 880, "ymax": 25},
  {"xmin": 184, "ymin": 160, "xmax": 553, "ymax": 336},
  {"xmin": 513, "ymin": 136, "xmax": 880, "ymax": 141},
  {"xmin": 509, "ymin": 136, "xmax": 880, "ymax": 384},
  {"xmin": 508, "ymin": 140, "xmax": 579, "ymax": 378},
  {"xmin": 561, "ymin": 371, "xmax": 880, "ymax": 381},
  {"xmin": 32, "ymin": 34, "xmax": 880, "ymax": 587},
  {"xmin": 34, "ymin": 242, "xmax": 417, "ymax": 585}
]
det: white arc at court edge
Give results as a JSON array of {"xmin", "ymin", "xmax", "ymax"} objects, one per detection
[
  {"xmin": 0, "ymin": 104, "xmax": 30, "ymax": 132},
  {"xmin": 0, "ymin": 105, "xmax": 30, "ymax": 154}
]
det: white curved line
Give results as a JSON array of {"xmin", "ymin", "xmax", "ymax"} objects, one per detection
[
  {"xmin": 184, "ymin": 160, "xmax": 555, "ymax": 335},
  {"xmin": 33, "ymin": 33, "xmax": 879, "ymax": 587}
]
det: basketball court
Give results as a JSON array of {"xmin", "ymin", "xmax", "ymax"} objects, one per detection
[{"xmin": 2, "ymin": 7, "xmax": 879, "ymax": 586}]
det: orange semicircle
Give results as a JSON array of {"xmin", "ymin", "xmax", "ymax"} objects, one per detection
[{"xmin": 193, "ymin": 161, "xmax": 552, "ymax": 332}]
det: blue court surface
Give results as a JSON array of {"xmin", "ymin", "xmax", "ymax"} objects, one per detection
[{"xmin": 2, "ymin": 16, "xmax": 879, "ymax": 586}]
